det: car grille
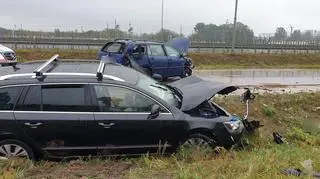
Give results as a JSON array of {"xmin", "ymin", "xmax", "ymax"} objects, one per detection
[{"xmin": 3, "ymin": 53, "xmax": 16, "ymax": 61}]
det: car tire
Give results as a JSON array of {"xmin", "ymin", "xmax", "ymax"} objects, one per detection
[
  {"xmin": 183, "ymin": 67, "xmax": 192, "ymax": 78},
  {"xmin": 181, "ymin": 134, "xmax": 216, "ymax": 149},
  {"xmin": 143, "ymin": 68, "xmax": 152, "ymax": 76},
  {"xmin": 0, "ymin": 139, "xmax": 36, "ymax": 161},
  {"xmin": 162, "ymin": 77, "xmax": 168, "ymax": 82}
]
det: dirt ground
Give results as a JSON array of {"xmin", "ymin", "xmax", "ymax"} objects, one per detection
[{"xmin": 24, "ymin": 160, "xmax": 135, "ymax": 179}]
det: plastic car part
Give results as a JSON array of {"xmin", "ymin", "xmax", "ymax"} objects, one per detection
[
  {"xmin": 240, "ymin": 88, "xmax": 263, "ymax": 133},
  {"xmin": 273, "ymin": 132, "xmax": 285, "ymax": 144}
]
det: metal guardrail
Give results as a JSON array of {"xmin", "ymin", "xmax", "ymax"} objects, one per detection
[{"xmin": 1, "ymin": 37, "xmax": 320, "ymax": 52}]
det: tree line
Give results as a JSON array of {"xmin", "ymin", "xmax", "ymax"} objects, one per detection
[{"xmin": 1, "ymin": 23, "xmax": 320, "ymax": 43}]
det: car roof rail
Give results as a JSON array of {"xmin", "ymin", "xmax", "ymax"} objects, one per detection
[
  {"xmin": 96, "ymin": 56, "xmax": 121, "ymax": 81},
  {"xmin": 96, "ymin": 61, "xmax": 106, "ymax": 81},
  {"xmin": 114, "ymin": 38, "xmax": 134, "ymax": 42},
  {"xmin": 33, "ymin": 54, "xmax": 59, "ymax": 80}
]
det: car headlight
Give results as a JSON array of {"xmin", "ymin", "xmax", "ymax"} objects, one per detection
[{"xmin": 224, "ymin": 121, "xmax": 242, "ymax": 131}]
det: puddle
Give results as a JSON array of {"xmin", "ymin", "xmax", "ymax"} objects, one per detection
[
  {"xmin": 196, "ymin": 69, "xmax": 320, "ymax": 86},
  {"xmin": 196, "ymin": 69, "xmax": 320, "ymax": 94}
]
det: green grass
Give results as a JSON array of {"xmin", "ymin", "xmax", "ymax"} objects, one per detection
[
  {"xmin": 14, "ymin": 49, "xmax": 320, "ymax": 69},
  {"xmin": 0, "ymin": 93, "xmax": 319, "ymax": 179}
]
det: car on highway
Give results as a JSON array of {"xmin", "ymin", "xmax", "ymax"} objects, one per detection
[
  {"xmin": 0, "ymin": 55, "xmax": 243, "ymax": 160},
  {"xmin": 96, "ymin": 38, "xmax": 194, "ymax": 80},
  {"xmin": 0, "ymin": 45, "xmax": 17, "ymax": 66}
]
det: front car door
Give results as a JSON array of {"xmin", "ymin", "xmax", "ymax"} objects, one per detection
[
  {"xmin": 90, "ymin": 84, "xmax": 174, "ymax": 155},
  {"xmin": 98, "ymin": 42, "xmax": 125, "ymax": 63},
  {"xmin": 13, "ymin": 84, "xmax": 96, "ymax": 157},
  {"xmin": 147, "ymin": 44, "xmax": 169, "ymax": 77},
  {"xmin": 131, "ymin": 44, "xmax": 149, "ymax": 69},
  {"xmin": 164, "ymin": 46, "xmax": 185, "ymax": 77}
]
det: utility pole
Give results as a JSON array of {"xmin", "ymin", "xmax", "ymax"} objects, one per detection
[
  {"xmin": 106, "ymin": 21, "xmax": 109, "ymax": 39},
  {"xmin": 231, "ymin": 0, "xmax": 238, "ymax": 53},
  {"xmin": 290, "ymin": 25, "xmax": 294, "ymax": 38},
  {"xmin": 12, "ymin": 24, "xmax": 17, "ymax": 38},
  {"xmin": 161, "ymin": 0, "xmax": 164, "ymax": 41},
  {"xmin": 180, "ymin": 24, "xmax": 182, "ymax": 37},
  {"xmin": 115, "ymin": 19, "xmax": 117, "ymax": 39}
]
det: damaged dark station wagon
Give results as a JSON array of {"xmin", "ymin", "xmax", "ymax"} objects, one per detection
[{"xmin": 0, "ymin": 55, "xmax": 244, "ymax": 160}]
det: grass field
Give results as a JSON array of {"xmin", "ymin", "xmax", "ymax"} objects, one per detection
[
  {"xmin": 15, "ymin": 49, "xmax": 320, "ymax": 69},
  {"xmin": 1, "ymin": 93, "xmax": 319, "ymax": 179}
]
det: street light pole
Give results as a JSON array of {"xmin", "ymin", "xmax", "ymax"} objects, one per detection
[
  {"xmin": 161, "ymin": 0, "xmax": 164, "ymax": 41},
  {"xmin": 231, "ymin": 0, "xmax": 238, "ymax": 53}
]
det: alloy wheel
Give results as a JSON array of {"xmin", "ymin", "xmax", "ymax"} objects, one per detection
[
  {"xmin": 182, "ymin": 137, "xmax": 210, "ymax": 149},
  {"xmin": 0, "ymin": 144, "xmax": 29, "ymax": 159}
]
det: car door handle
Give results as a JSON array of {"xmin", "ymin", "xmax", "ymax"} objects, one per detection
[
  {"xmin": 24, "ymin": 122, "xmax": 42, "ymax": 129},
  {"xmin": 98, "ymin": 123, "xmax": 115, "ymax": 128}
]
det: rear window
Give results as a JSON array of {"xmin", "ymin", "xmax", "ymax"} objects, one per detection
[
  {"xmin": 103, "ymin": 43, "xmax": 124, "ymax": 53},
  {"xmin": 16, "ymin": 84, "xmax": 89, "ymax": 112},
  {"xmin": 42, "ymin": 85, "xmax": 86, "ymax": 112},
  {"xmin": 0, "ymin": 86, "xmax": 23, "ymax": 110},
  {"xmin": 16, "ymin": 86, "xmax": 41, "ymax": 111}
]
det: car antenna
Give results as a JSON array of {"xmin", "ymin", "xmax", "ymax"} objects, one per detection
[{"xmin": 33, "ymin": 54, "xmax": 59, "ymax": 80}]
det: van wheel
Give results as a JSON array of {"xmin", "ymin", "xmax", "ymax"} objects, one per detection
[{"xmin": 0, "ymin": 139, "xmax": 35, "ymax": 160}]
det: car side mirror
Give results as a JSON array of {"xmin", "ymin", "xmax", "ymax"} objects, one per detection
[
  {"xmin": 148, "ymin": 104, "xmax": 161, "ymax": 120},
  {"xmin": 180, "ymin": 53, "xmax": 187, "ymax": 58},
  {"xmin": 152, "ymin": 74, "xmax": 163, "ymax": 81}
]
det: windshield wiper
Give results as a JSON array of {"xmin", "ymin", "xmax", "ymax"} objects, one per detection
[
  {"xmin": 150, "ymin": 84, "xmax": 168, "ymax": 91},
  {"xmin": 164, "ymin": 84, "xmax": 182, "ymax": 98},
  {"xmin": 164, "ymin": 84, "xmax": 183, "ymax": 106}
]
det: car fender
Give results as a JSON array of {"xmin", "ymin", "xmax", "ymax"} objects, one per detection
[{"xmin": 0, "ymin": 132, "xmax": 41, "ymax": 154}]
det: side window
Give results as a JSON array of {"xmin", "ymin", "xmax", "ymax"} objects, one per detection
[
  {"xmin": 0, "ymin": 86, "xmax": 23, "ymax": 110},
  {"xmin": 165, "ymin": 46, "xmax": 180, "ymax": 57},
  {"xmin": 132, "ymin": 45, "xmax": 146, "ymax": 55},
  {"xmin": 103, "ymin": 43, "xmax": 123, "ymax": 53},
  {"xmin": 16, "ymin": 86, "xmax": 41, "ymax": 111},
  {"xmin": 93, "ymin": 85, "xmax": 157, "ymax": 112},
  {"xmin": 148, "ymin": 45, "xmax": 166, "ymax": 56},
  {"xmin": 147, "ymin": 45, "xmax": 152, "ymax": 55},
  {"xmin": 42, "ymin": 85, "xmax": 87, "ymax": 112}
]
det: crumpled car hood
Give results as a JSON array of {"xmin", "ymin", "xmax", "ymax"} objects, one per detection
[
  {"xmin": 166, "ymin": 37, "xmax": 190, "ymax": 54},
  {"xmin": 168, "ymin": 76, "xmax": 238, "ymax": 111}
]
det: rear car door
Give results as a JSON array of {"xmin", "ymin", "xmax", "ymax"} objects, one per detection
[
  {"xmin": 0, "ymin": 86, "xmax": 25, "ymax": 141},
  {"xmin": 98, "ymin": 42, "xmax": 125, "ymax": 63},
  {"xmin": 90, "ymin": 84, "xmax": 174, "ymax": 155},
  {"xmin": 13, "ymin": 84, "xmax": 96, "ymax": 157},
  {"xmin": 165, "ymin": 46, "xmax": 185, "ymax": 77},
  {"xmin": 147, "ymin": 44, "xmax": 169, "ymax": 77}
]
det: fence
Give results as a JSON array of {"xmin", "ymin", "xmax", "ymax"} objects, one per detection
[{"xmin": 1, "ymin": 37, "xmax": 320, "ymax": 54}]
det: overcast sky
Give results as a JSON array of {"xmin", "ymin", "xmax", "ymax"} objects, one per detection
[{"xmin": 0, "ymin": 0, "xmax": 319, "ymax": 35}]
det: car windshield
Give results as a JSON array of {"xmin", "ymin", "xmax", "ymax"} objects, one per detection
[{"xmin": 136, "ymin": 74, "xmax": 181, "ymax": 108}]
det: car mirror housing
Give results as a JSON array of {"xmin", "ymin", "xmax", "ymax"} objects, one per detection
[
  {"xmin": 148, "ymin": 104, "xmax": 161, "ymax": 120},
  {"xmin": 152, "ymin": 74, "xmax": 163, "ymax": 81}
]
